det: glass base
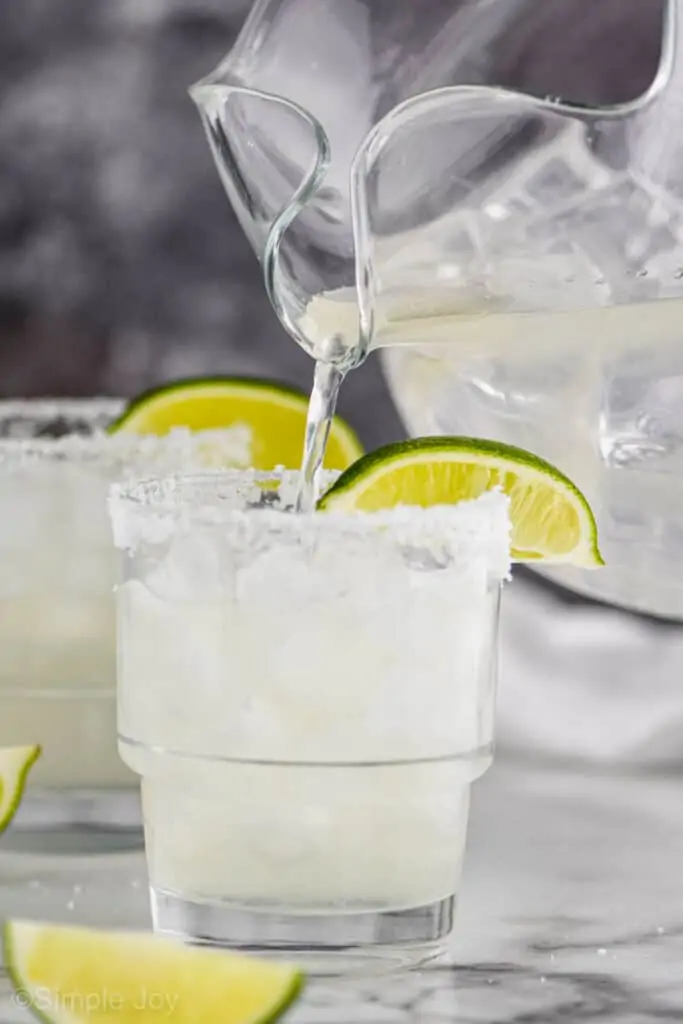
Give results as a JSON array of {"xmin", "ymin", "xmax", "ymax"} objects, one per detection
[
  {"xmin": 4, "ymin": 789, "xmax": 143, "ymax": 854},
  {"xmin": 150, "ymin": 888, "xmax": 454, "ymax": 975}
]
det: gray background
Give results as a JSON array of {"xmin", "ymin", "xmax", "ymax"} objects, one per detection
[{"xmin": 0, "ymin": 0, "xmax": 663, "ymax": 451}]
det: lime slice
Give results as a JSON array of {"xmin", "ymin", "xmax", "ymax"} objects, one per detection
[
  {"xmin": 4, "ymin": 921, "xmax": 304, "ymax": 1024},
  {"xmin": 318, "ymin": 437, "xmax": 603, "ymax": 566},
  {"xmin": 0, "ymin": 746, "xmax": 41, "ymax": 834},
  {"xmin": 109, "ymin": 377, "xmax": 363, "ymax": 471}
]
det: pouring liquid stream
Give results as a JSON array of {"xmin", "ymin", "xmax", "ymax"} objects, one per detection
[
  {"xmin": 295, "ymin": 359, "xmax": 346, "ymax": 513},
  {"xmin": 291, "ymin": 285, "xmax": 491, "ymax": 512}
]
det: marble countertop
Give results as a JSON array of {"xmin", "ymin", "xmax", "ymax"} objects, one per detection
[{"xmin": 2, "ymin": 760, "xmax": 682, "ymax": 1023}]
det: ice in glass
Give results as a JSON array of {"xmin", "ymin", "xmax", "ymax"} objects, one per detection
[
  {"xmin": 0, "ymin": 400, "xmax": 249, "ymax": 843},
  {"xmin": 110, "ymin": 469, "xmax": 510, "ymax": 969}
]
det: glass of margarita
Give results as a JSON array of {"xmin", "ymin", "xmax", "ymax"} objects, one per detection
[
  {"xmin": 0, "ymin": 400, "xmax": 250, "ymax": 849},
  {"xmin": 110, "ymin": 469, "xmax": 509, "ymax": 971}
]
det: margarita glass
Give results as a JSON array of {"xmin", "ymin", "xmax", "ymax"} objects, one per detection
[
  {"xmin": 0, "ymin": 400, "xmax": 249, "ymax": 847},
  {"xmin": 110, "ymin": 469, "xmax": 510, "ymax": 971}
]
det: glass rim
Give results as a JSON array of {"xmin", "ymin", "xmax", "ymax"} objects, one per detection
[
  {"xmin": 0, "ymin": 397, "xmax": 123, "ymax": 417},
  {"xmin": 112, "ymin": 468, "xmax": 329, "ymax": 507},
  {"xmin": 109, "ymin": 469, "xmax": 512, "ymax": 576},
  {"xmin": 0, "ymin": 399, "xmax": 251, "ymax": 466},
  {"xmin": 0, "ymin": 398, "xmax": 122, "ymax": 461}
]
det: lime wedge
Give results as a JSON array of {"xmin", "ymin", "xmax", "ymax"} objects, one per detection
[
  {"xmin": 0, "ymin": 746, "xmax": 41, "ymax": 835},
  {"xmin": 318, "ymin": 437, "xmax": 603, "ymax": 566},
  {"xmin": 4, "ymin": 921, "xmax": 304, "ymax": 1024},
  {"xmin": 109, "ymin": 377, "xmax": 363, "ymax": 471}
]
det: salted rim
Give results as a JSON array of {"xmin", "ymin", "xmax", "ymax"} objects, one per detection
[
  {"xmin": 0, "ymin": 398, "xmax": 123, "ymax": 461},
  {"xmin": 0, "ymin": 398, "xmax": 251, "ymax": 465},
  {"xmin": 0, "ymin": 397, "xmax": 124, "ymax": 420},
  {"xmin": 109, "ymin": 469, "xmax": 512, "ymax": 576},
  {"xmin": 112, "ymin": 468, "xmax": 335, "ymax": 510}
]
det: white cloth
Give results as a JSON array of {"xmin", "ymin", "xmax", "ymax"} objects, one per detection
[{"xmin": 498, "ymin": 573, "xmax": 683, "ymax": 767}]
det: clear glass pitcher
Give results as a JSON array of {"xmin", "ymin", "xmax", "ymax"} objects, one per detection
[
  {"xmin": 191, "ymin": 0, "xmax": 683, "ymax": 620},
  {"xmin": 189, "ymin": 0, "xmax": 539, "ymax": 368}
]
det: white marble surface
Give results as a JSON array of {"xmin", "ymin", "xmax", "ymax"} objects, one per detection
[{"xmin": 2, "ymin": 758, "xmax": 682, "ymax": 1023}]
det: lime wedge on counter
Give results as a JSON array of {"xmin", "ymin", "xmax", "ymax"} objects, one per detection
[
  {"xmin": 318, "ymin": 437, "xmax": 603, "ymax": 566},
  {"xmin": 4, "ymin": 921, "xmax": 304, "ymax": 1024},
  {"xmin": 109, "ymin": 377, "xmax": 363, "ymax": 471},
  {"xmin": 0, "ymin": 746, "xmax": 41, "ymax": 834}
]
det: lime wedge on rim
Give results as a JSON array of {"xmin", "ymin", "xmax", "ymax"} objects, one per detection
[
  {"xmin": 109, "ymin": 377, "xmax": 363, "ymax": 471},
  {"xmin": 4, "ymin": 921, "xmax": 304, "ymax": 1024},
  {"xmin": 0, "ymin": 746, "xmax": 41, "ymax": 834},
  {"xmin": 318, "ymin": 437, "xmax": 603, "ymax": 566}
]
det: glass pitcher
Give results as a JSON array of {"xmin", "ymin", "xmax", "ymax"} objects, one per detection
[{"xmin": 191, "ymin": 0, "xmax": 683, "ymax": 620}]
